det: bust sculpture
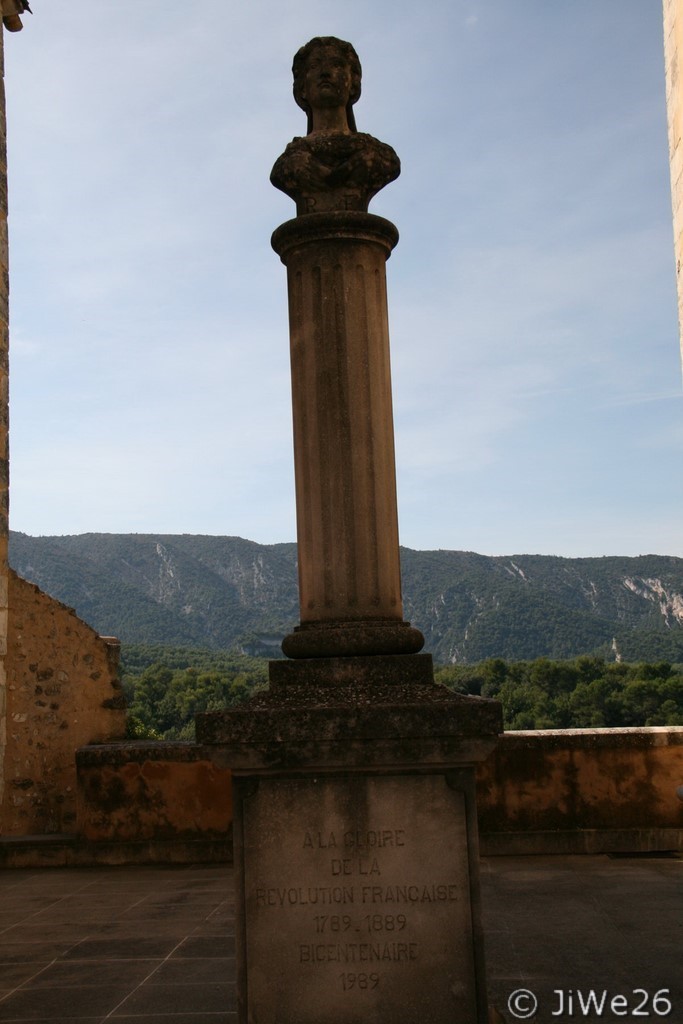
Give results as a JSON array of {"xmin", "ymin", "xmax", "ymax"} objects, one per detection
[{"xmin": 270, "ymin": 36, "xmax": 400, "ymax": 215}]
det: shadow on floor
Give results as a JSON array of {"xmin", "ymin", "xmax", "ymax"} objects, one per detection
[{"xmin": 0, "ymin": 855, "xmax": 680, "ymax": 1023}]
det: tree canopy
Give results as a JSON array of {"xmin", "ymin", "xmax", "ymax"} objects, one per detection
[
  {"xmin": 121, "ymin": 645, "xmax": 268, "ymax": 739},
  {"xmin": 121, "ymin": 644, "xmax": 683, "ymax": 738},
  {"xmin": 434, "ymin": 656, "xmax": 683, "ymax": 730}
]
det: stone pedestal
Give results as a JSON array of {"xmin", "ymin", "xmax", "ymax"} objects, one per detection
[
  {"xmin": 272, "ymin": 212, "xmax": 423, "ymax": 660},
  {"xmin": 197, "ymin": 657, "xmax": 502, "ymax": 1024}
]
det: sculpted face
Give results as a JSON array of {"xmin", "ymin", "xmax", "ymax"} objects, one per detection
[
  {"xmin": 301, "ymin": 45, "xmax": 353, "ymax": 114},
  {"xmin": 292, "ymin": 37, "xmax": 361, "ymax": 133}
]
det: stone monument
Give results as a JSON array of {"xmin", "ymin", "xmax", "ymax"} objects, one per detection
[
  {"xmin": 269, "ymin": 36, "xmax": 422, "ymax": 662},
  {"xmin": 197, "ymin": 36, "xmax": 502, "ymax": 1024}
]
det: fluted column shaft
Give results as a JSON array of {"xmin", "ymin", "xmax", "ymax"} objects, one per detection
[{"xmin": 272, "ymin": 212, "xmax": 423, "ymax": 658}]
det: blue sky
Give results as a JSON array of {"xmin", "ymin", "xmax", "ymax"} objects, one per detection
[{"xmin": 4, "ymin": 0, "xmax": 682, "ymax": 556}]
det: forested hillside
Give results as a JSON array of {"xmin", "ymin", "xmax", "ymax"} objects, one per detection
[{"xmin": 9, "ymin": 532, "xmax": 683, "ymax": 663}]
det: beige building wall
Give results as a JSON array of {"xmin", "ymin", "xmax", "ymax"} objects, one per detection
[
  {"xmin": 0, "ymin": 25, "xmax": 9, "ymax": 820},
  {"xmin": 664, "ymin": 0, "xmax": 683, "ymax": 368},
  {"xmin": 2, "ymin": 571, "xmax": 127, "ymax": 835}
]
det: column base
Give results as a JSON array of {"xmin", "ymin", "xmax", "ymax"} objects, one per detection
[
  {"xmin": 282, "ymin": 619, "xmax": 424, "ymax": 658},
  {"xmin": 269, "ymin": 652, "xmax": 434, "ymax": 690}
]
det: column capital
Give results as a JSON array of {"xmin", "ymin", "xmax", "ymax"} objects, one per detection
[{"xmin": 272, "ymin": 211, "xmax": 398, "ymax": 263}]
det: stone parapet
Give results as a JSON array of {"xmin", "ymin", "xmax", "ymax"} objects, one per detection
[
  {"xmin": 76, "ymin": 740, "xmax": 232, "ymax": 844},
  {"xmin": 476, "ymin": 725, "xmax": 683, "ymax": 853},
  {"xmin": 1, "ymin": 726, "xmax": 680, "ymax": 865}
]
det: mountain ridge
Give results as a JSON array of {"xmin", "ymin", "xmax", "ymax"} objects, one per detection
[{"xmin": 8, "ymin": 531, "xmax": 683, "ymax": 663}]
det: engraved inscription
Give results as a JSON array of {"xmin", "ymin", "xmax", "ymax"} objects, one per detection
[
  {"xmin": 302, "ymin": 828, "xmax": 406, "ymax": 849},
  {"xmin": 331, "ymin": 857, "xmax": 380, "ymax": 875},
  {"xmin": 300, "ymin": 940, "xmax": 417, "ymax": 962},
  {"xmin": 339, "ymin": 972, "xmax": 380, "ymax": 991},
  {"xmin": 312, "ymin": 913, "xmax": 407, "ymax": 933},
  {"xmin": 242, "ymin": 774, "xmax": 478, "ymax": 1023},
  {"xmin": 255, "ymin": 885, "xmax": 354, "ymax": 906}
]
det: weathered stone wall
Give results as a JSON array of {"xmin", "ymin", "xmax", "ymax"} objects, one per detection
[
  {"xmin": 77, "ymin": 742, "xmax": 232, "ymax": 843},
  {"xmin": 664, "ymin": 0, "xmax": 683, "ymax": 365},
  {"xmin": 1, "ymin": 570, "xmax": 126, "ymax": 835},
  {"xmin": 0, "ymin": 25, "xmax": 9, "ymax": 833},
  {"xmin": 69, "ymin": 727, "xmax": 683, "ymax": 862},
  {"xmin": 476, "ymin": 726, "xmax": 683, "ymax": 853}
]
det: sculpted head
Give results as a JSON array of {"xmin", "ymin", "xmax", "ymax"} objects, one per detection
[{"xmin": 292, "ymin": 36, "xmax": 362, "ymax": 134}]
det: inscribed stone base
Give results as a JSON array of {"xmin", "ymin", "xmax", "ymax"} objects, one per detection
[
  {"xmin": 197, "ymin": 654, "xmax": 502, "ymax": 1024},
  {"xmin": 234, "ymin": 768, "xmax": 487, "ymax": 1024}
]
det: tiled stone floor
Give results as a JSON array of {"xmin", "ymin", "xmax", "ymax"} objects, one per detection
[
  {"xmin": 0, "ymin": 865, "xmax": 234, "ymax": 1023},
  {"xmin": 0, "ymin": 855, "xmax": 680, "ymax": 1023},
  {"xmin": 481, "ymin": 854, "xmax": 682, "ymax": 1023}
]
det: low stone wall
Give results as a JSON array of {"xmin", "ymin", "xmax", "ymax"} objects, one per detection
[
  {"xmin": 64, "ymin": 727, "xmax": 683, "ymax": 865},
  {"xmin": 0, "ymin": 742, "xmax": 232, "ymax": 866},
  {"xmin": 476, "ymin": 727, "xmax": 683, "ymax": 854},
  {"xmin": 3, "ymin": 725, "xmax": 681, "ymax": 865},
  {"xmin": 76, "ymin": 741, "xmax": 232, "ymax": 859},
  {"xmin": 0, "ymin": 571, "xmax": 127, "ymax": 836}
]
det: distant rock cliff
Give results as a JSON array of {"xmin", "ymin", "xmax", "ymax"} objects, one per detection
[{"xmin": 9, "ymin": 532, "xmax": 683, "ymax": 663}]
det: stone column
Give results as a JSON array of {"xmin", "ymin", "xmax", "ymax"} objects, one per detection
[
  {"xmin": 272, "ymin": 212, "xmax": 423, "ymax": 658},
  {"xmin": 267, "ymin": 33, "xmax": 424, "ymax": 660}
]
